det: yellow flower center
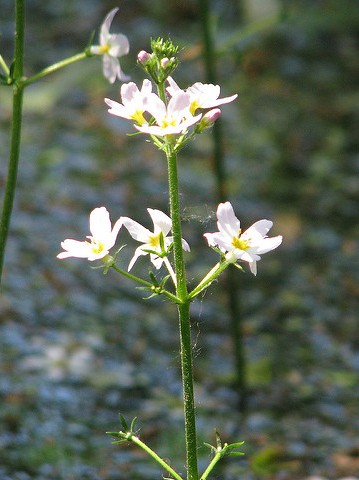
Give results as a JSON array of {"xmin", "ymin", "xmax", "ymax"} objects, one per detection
[
  {"xmin": 190, "ymin": 100, "xmax": 201, "ymax": 115},
  {"xmin": 161, "ymin": 116, "xmax": 177, "ymax": 129},
  {"xmin": 232, "ymin": 235, "xmax": 249, "ymax": 251},
  {"xmin": 88, "ymin": 240, "xmax": 105, "ymax": 254},
  {"xmin": 99, "ymin": 44, "xmax": 110, "ymax": 54},
  {"xmin": 148, "ymin": 234, "xmax": 161, "ymax": 248},
  {"xmin": 131, "ymin": 110, "xmax": 147, "ymax": 125}
]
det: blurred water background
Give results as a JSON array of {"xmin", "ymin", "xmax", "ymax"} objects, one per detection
[{"xmin": 0, "ymin": 0, "xmax": 358, "ymax": 479}]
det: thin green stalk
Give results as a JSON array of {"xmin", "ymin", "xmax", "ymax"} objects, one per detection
[
  {"xmin": 111, "ymin": 264, "xmax": 180, "ymax": 304},
  {"xmin": 188, "ymin": 260, "xmax": 230, "ymax": 300},
  {"xmin": 0, "ymin": 0, "xmax": 25, "ymax": 284},
  {"xmin": 130, "ymin": 434, "xmax": 184, "ymax": 480},
  {"xmin": 166, "ymin": 147, "xmax": 198, "ymax": 480},
  {"xmin": 21, "ymin": 51, "xmax": 89, "ymax": 87}
]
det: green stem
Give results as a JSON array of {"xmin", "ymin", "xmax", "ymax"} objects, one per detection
[
  {"xmin": 166, "ymin": 147, "xmax": 198, "ymax": 480},
  {"xmin": 111, "ymin": 264, "xmax": 180, "ymax": 304},
  {"xmin": 200, "ymin": 451, "xmax": 222, "ymax": 480},
  {"xmin": 0, "ymin": 0, "xmax": 25, "ymax": 284},
  {"xmin": 188, "ymin": 260, "xmax": 230, "ymax": 300},
  {"xmin": 21, "ymin": 51, "xmax": 90, "ymax": 87},
  {"xmin": 0, "ymin": 55, "xmax": 10, "ymax": 76},
  {"xmin": 130, "ymin": 434, "xmax": 184, "ymax": 480}
]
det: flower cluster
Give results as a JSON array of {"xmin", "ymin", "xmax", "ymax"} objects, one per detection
[
  {"xmin": 105, "ymin": 76, "xmax": 237, "ymax": 137},
  {"xmin": 58, "ymin": 203, "xmax": 281, "ymax": 277}
]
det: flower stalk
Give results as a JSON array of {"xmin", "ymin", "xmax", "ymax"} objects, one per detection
[
  {"xmin": 0, "ymin": 0, "xmax": 25, "ymax": 284},
  {"xmin": 166, "ymin": 146, "xmax": 199, "ymax": 480}
]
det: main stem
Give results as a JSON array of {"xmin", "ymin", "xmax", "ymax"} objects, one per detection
[
  {"xmin": 0, "ymin": 0, "xmax": 25, "ymax": 284},
  {"xmin": 166, "ymin": 147, "xmax": 198, "ymax": 480}
]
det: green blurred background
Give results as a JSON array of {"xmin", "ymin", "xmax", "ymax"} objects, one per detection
[{"xmin": 0, "ymin": 1, "xmax": 358, "ymax": 478}]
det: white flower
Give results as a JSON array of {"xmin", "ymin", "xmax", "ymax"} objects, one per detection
[
  {"xmin": 121, "ymin": 208, "xmax": 190, "ymax": 271},
  {"xmin": 167, "ymin": 77, "xmax": 237, "ymax": 115},
  {"xmin": 135, "ymin": 91, "xmax": 202, "ymax": 136},
  {"xmin": 90, "ymin": 8, "xmax": 130, "ymax": 83},
  {"xmin": 57, "ymin": 207, "xmax": 122, "ymax": 261},
  {"xmin": 204, "ymin": 201, "xmax": 282, "ymax": 275},
  {"xmin": 105, "ymin": 79, "xmax": 153, "ymax": 125}
]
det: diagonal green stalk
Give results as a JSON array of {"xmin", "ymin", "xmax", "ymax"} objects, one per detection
[
  {"xmin": 166, "ymin": 146, "xmax": 198, "ymax": 480},
  {"xmin": 0, "ymin": 0, "xmax": 25, "ymax": 284}
]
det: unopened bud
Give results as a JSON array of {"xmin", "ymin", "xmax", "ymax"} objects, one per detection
[
  {"xmin": 137, "ymin": 50, "xmax": 151, "ymax": 64},
  {"xmin": 198, "ymin": 108, "xmax": 221, "ymax": 132},
  {"xmin": 161, "ymin": 57, "xmax": 170, "ymax": 68}
]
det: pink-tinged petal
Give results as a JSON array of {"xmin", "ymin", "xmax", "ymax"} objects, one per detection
[
  {"xmin": 103, "ymin": 55, "xmax": 118, "ymax": 84},
  {"xmin": 90, "ymin": 46, "xmax": 102, "ymax": 55},
  {"xmin": 216, "ymin": 202, "xmax": 241, "ymax": 238},
  {"xmin": 147, "ymin": 209, "xmax": 172, "ymax": 236},
  {"xmin": 121, "ymin": 82, "xmax": 140, "ymax": 104},
  {"xmin": 89, "ymin": 207, "xmax": 112, "ymax": 242},
  {"xmin": 208, "ymin": 232, "xmax": 233, "ymax": 252},
  {"xmin": 121, "ymin": 217, "xmax": 152, "ymax": 243},
  {"xmin": 141, "ymin": 78, "xmax": 153, "ymax": 95},
  {"xmin": 105, "ymin": 98, "xmax": 131, "ymax": 119},
  {"xmin": 167, "ymin": 92, "xmax": 191, "ymax": 118},
  {"xmin": 166, "ymin": 76, "xmax": 182, "ymax": 96},
  {"xmin": 255, "ymin": 235, "xmax": 283, "ymax": 254},
  {"xmin": 167, "ymin": 236, "xmax": 190, "ymax": 252},
  {"xmin": 108, "ymin": 33, "xmax": 130, "ymax": 57},
  {"xmin": 143, "ymin": 93, "xmax": 166, "ymax": 122},
  {"xmin": 100, "ymin": 8, "xmax": 119, "ymax": 41}
]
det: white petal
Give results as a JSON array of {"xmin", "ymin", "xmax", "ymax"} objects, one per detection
[
  {"xmin": 57, "ymin": 239, "xmax": 92, "ymax": 259},
  {"xmin": 108, "ymin": 33, "xmax": 130, "ymax": 57},
  {"xmin": 167, "ymin": 91, "xmax": 191, "ymax": 118},
  {"xmin": 100, "ymin": 8, "xmax": 119, "ymax": 42},
  {"xmin": 249, "ymin": 261, "xmax": 257, "ymax": 276},
  {"xmin": 244, "ymin": 219, "xmax": 273, "ymax": 238},
  {"xmin": 109, "ymin": 218, "xmax": 123, "ymax": 248},
  {"xmin": 216, "ymin": 202, "xmax": 241, "ymax": 238},
  {"xmin": 105, "ymin": 98, "xmax": 130, "ymax": 118},
  {"xmin": 147, "ymin": 209, "xmax": 172, "ymax": 236},
  {"xmin": 255, "ymin": 235, "xmax": 283, "ymax": 254},
  {"xmin": 150, "ymin": 254, "xmax": 164, "ymax": 269},
  {"xmin": 166, "ymin": 76, "xmax": 182, "ymax": 97},
  {"xmin": 89, "ymin": 207, "xmax": 112, "ymax": 243},
  {"xmin": 103, "ymin": 55, "xmax": 118, "ymax": 84},
  {"xmin": 122, "ymin": 217, "xmax": 152, "ymax": 243},
  {"xmin": 128, "ymin": 246, "xmax": 147, "ymax": 271}
]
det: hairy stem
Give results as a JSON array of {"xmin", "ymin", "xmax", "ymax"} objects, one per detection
[{"xmin": 167, "ymin": 147, "xmax": 198, "ymax": 480}]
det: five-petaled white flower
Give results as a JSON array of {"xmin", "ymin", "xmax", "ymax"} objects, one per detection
[
  {"xmin": 57, "ymin": 207, "xmax": 122, "ymax": 261},
  {"xmin": 121, "ymin": 208, "xmax": 190, "ymax": 271},
  {"xmin": 204, "ymin": 201, "xmax": 282, "ymax": 275},
  {"xmin": 105, "ymin": 79, "xmax": 153, "ymax": 125},
  {"xmin": 135, "ymin": 91, "xmax": 202, "ymax": 136},
  {"xmin": 90, "ymin": 8, "xmax": 130, "ymax": 84},
  {"xmin": 167, "ymin": 77, "xmax": 238, "ymax": 115}
]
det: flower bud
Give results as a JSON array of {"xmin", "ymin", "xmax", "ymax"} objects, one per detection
[
  {"xmin": 161, "ymin": 57, "xmax": 170, "ymax": 68},
  {"xmin": 197, "ymin": 108, "xmax": 221, "ymax": 132},
  {"xmin": 137, "ymin": 50, "xmax": 151, "ymax": 64}
]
